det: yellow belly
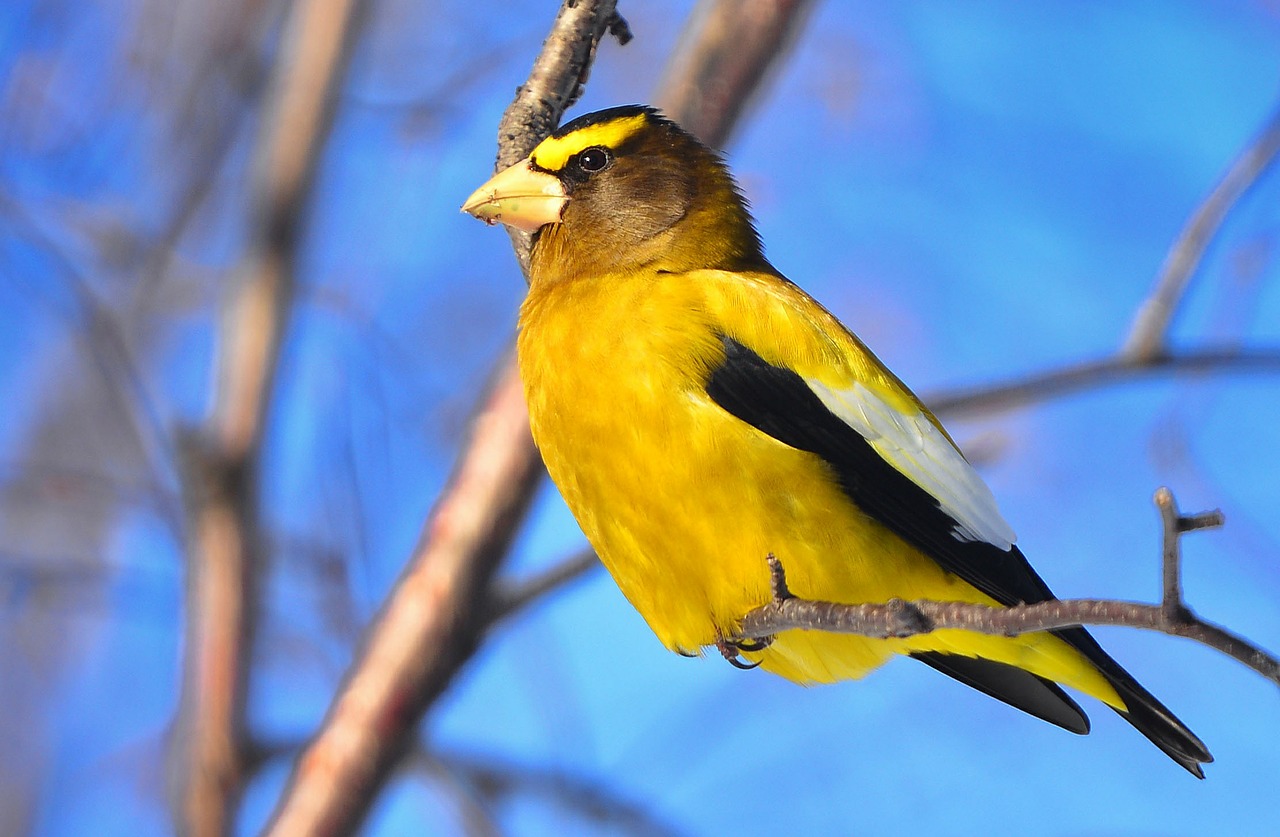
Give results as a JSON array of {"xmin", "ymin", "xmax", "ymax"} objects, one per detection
[{"xmin": 517, "ymin": 270, "xmax": 1121, "ymax": 705}]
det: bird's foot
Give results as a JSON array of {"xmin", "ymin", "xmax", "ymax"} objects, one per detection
[{"xmin": 715, "ymin": 635, "xmax": 774, "ymax": 670}]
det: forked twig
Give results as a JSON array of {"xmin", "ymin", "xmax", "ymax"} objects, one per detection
[{"xmin": 734, "ymin": 488, "xmax": 1279, "ymax": 687}]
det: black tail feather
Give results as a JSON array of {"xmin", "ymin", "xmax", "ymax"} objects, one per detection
[
  {"xmin": 1058, "ymin": 626, "xmax": 1213, "ymax": 778},
  {"xmin": 912, "ymin": 651, "xmax": 1090, "ymax": 734},
  {"xmin": 912, "ymin": 628, "xmax": 1212, "ymax": 777}
]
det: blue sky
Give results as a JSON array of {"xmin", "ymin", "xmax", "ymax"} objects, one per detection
[{"xmin": 2, "ymin": 1, "xmax": 1279, "ymax": 834}]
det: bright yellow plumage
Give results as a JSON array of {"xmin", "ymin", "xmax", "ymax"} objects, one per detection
[
  {"xmin": 462, "ymin": 104, "xmax": 1210, "ymax": 775},
  {"xmin": 519, "ymin": 264, "xmax": 1117, "ymax": 698}
]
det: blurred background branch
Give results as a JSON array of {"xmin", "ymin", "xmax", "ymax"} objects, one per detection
[
  {"xmin": 1122, "ymin": 104, "xmax": 1280, "ymax": 361},
  {"xmin": 173, "ymin": 0, "xmax": 365, "ymax": 834}
]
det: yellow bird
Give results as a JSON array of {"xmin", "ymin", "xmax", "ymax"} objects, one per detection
[{"xmin": 462, "ymin": 105, "xmax": 1210, "ymax": 775}]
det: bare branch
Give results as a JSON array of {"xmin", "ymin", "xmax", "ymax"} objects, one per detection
[
  {"xmin": 264, "ymin": 356, "xmax": 544, "ymax": 837},
  {"xmin": 495, "ymin": 1, "xmax": 634, "ymax": 277},
  {"xmin": 927, "ymin": 346, "xmax": 1280, "ymax": 419},
  {"xmin": 173, "ymin": 434, "xmax": 256, "ymax": 837},
  {"xmin": 655, "ymin": 0, "xmax": 819, "ymax": 148},
  {"xmin": 1122, "ymin": 103, "xmax": 1280, "ymax": 360},
  {"xmin": 424, "ymin": 748, "xmax": 682, "ymax": 837},
  {"xmin": 173, "ymin": 0, "xmax": 365, "ymax": 835},
  {"xmin": 485, "ymin": 547, "xmax": 599, "ymax": 626},
  {"xmin": 213, "ymin": 0, "xmax": 365, "ymax": 460},
  {"xmin": 733, "ymin": 489, "xmax": 1280, "ymax": 687}
]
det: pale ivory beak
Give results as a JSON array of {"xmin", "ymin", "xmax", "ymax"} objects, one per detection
[{"xmin": 461, "ymin": 159, "xmax": 568, "ymax": 232}]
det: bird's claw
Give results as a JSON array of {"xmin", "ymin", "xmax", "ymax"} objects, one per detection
[{"xmin": 715, "ymin": 635, "xmax": 774, "ymax": 670}]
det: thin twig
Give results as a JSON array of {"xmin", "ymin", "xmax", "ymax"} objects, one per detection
[
  {"xmin": 173, "ymin": 0, "xmax": 364, "ymax": 835},
  {"xmin": 733, "ymin": 488, "xmax": 1280, "ymax": 687},
  {"xmin": 1122, "ymin": 104, "xmax": 1280, "ymax": 360},
  {"xmin": 262, "ymin": 5, "xmax": 626, "ymax": 835},
  {"xmin": 424, "ymin": 748, "xmax": 683, "ymax": 837},
  {"xmin": 927, "ymin": 346, "xmax": 1280, "ymax": 419},
  {"xmin": 485, "ymin": 547, "xmax": 599, "ymax": 626},
  {"xmin": 1158, "ymin": 487, "xmax": 1187, "ymax": 623}
]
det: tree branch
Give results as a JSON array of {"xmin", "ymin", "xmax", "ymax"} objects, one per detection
[
  {"xmin": 732, "ymin": 488, "xmax": 1280, "ymax": 687},
  {"xmin": 263, "ymin": 355, "xmax": 544, "ymax": 837},
  {"xmin": 173, "ymin": 0, "xmax": 365, "ymax": 834},
  {"xmin": 485, "ymin": 547, "xmax": 599, "ymax": 626},
  {"xmin": 1122, "ymin": 102, "xmax": 1280, "ymax": 360},
  {"xmin": 496, "ymin": 1, "xmax": 633, "ymax": 277},
  {"xmin": 654, "ymin": 0, "xmax": 818, "ymax": 148},
  {"xmin": 927, "ymin": 346, "xmax": 1280, "ymax": 419}
]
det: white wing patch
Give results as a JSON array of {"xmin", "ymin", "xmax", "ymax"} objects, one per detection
[{"xmin": 806, "ymin": 379, "xmax": 1017, "ymax": 551}]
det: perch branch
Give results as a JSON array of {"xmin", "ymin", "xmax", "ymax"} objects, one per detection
[
  {"xmin": 484, "ymin": 344, "xmax": 1280, "ymax": 627},
  {"xmin": 734, "ymin": 488, "xmax": 1280, "ymax": 687}
]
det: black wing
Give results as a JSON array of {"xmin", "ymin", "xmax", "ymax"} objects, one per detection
[
  {"xmin": 705, "ymin": 335, "xmax": 1051, "ymax": 607},
  {"xmin": 705, "ymin": 335, "xmax": 1211, "ymax": 774}
]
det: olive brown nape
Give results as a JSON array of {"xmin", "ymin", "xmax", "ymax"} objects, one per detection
[{"xmin": 528, "ymin": 105, "xmax": 769, "ymax": 280}]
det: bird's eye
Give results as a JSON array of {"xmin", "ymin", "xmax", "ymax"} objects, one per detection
[{"xmin": 576, "ymin": 146, "xmax": 612, "ymax": 174}]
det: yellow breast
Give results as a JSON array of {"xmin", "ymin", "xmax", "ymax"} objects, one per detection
[
  {"xmin": 517, "ymin": 267, "xmax": 1119, "ymax": 701},
  {"xmin": 517, "ymin": 270, "xmax": 925, "ymax": 666}
]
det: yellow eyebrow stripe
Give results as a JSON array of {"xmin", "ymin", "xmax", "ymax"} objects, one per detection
[{"xmin": 531, "ymin": 113, "xmax": 649, "ymax": 171}]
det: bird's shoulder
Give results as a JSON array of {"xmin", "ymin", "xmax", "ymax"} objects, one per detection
[
  {"xmin": 684, "ymin": 268, "xmax": 934, "ymax": 419},
  {"xmin": 692, "ymin": 267, "xmax": 1017, "ymax": 550}
]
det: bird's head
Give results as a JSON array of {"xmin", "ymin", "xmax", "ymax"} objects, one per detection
[{"xmin": 462, "ymin": 105, "xmax": 766, "ymax": 282}]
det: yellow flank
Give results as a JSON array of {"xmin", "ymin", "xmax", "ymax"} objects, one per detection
[
  {"xmin": 517, "ymin": 266, "xmax": 1124, "ymax": 709},
  {"xmin": 532, "ymin": 112, "xmax": 649, "ymax": 170}
]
